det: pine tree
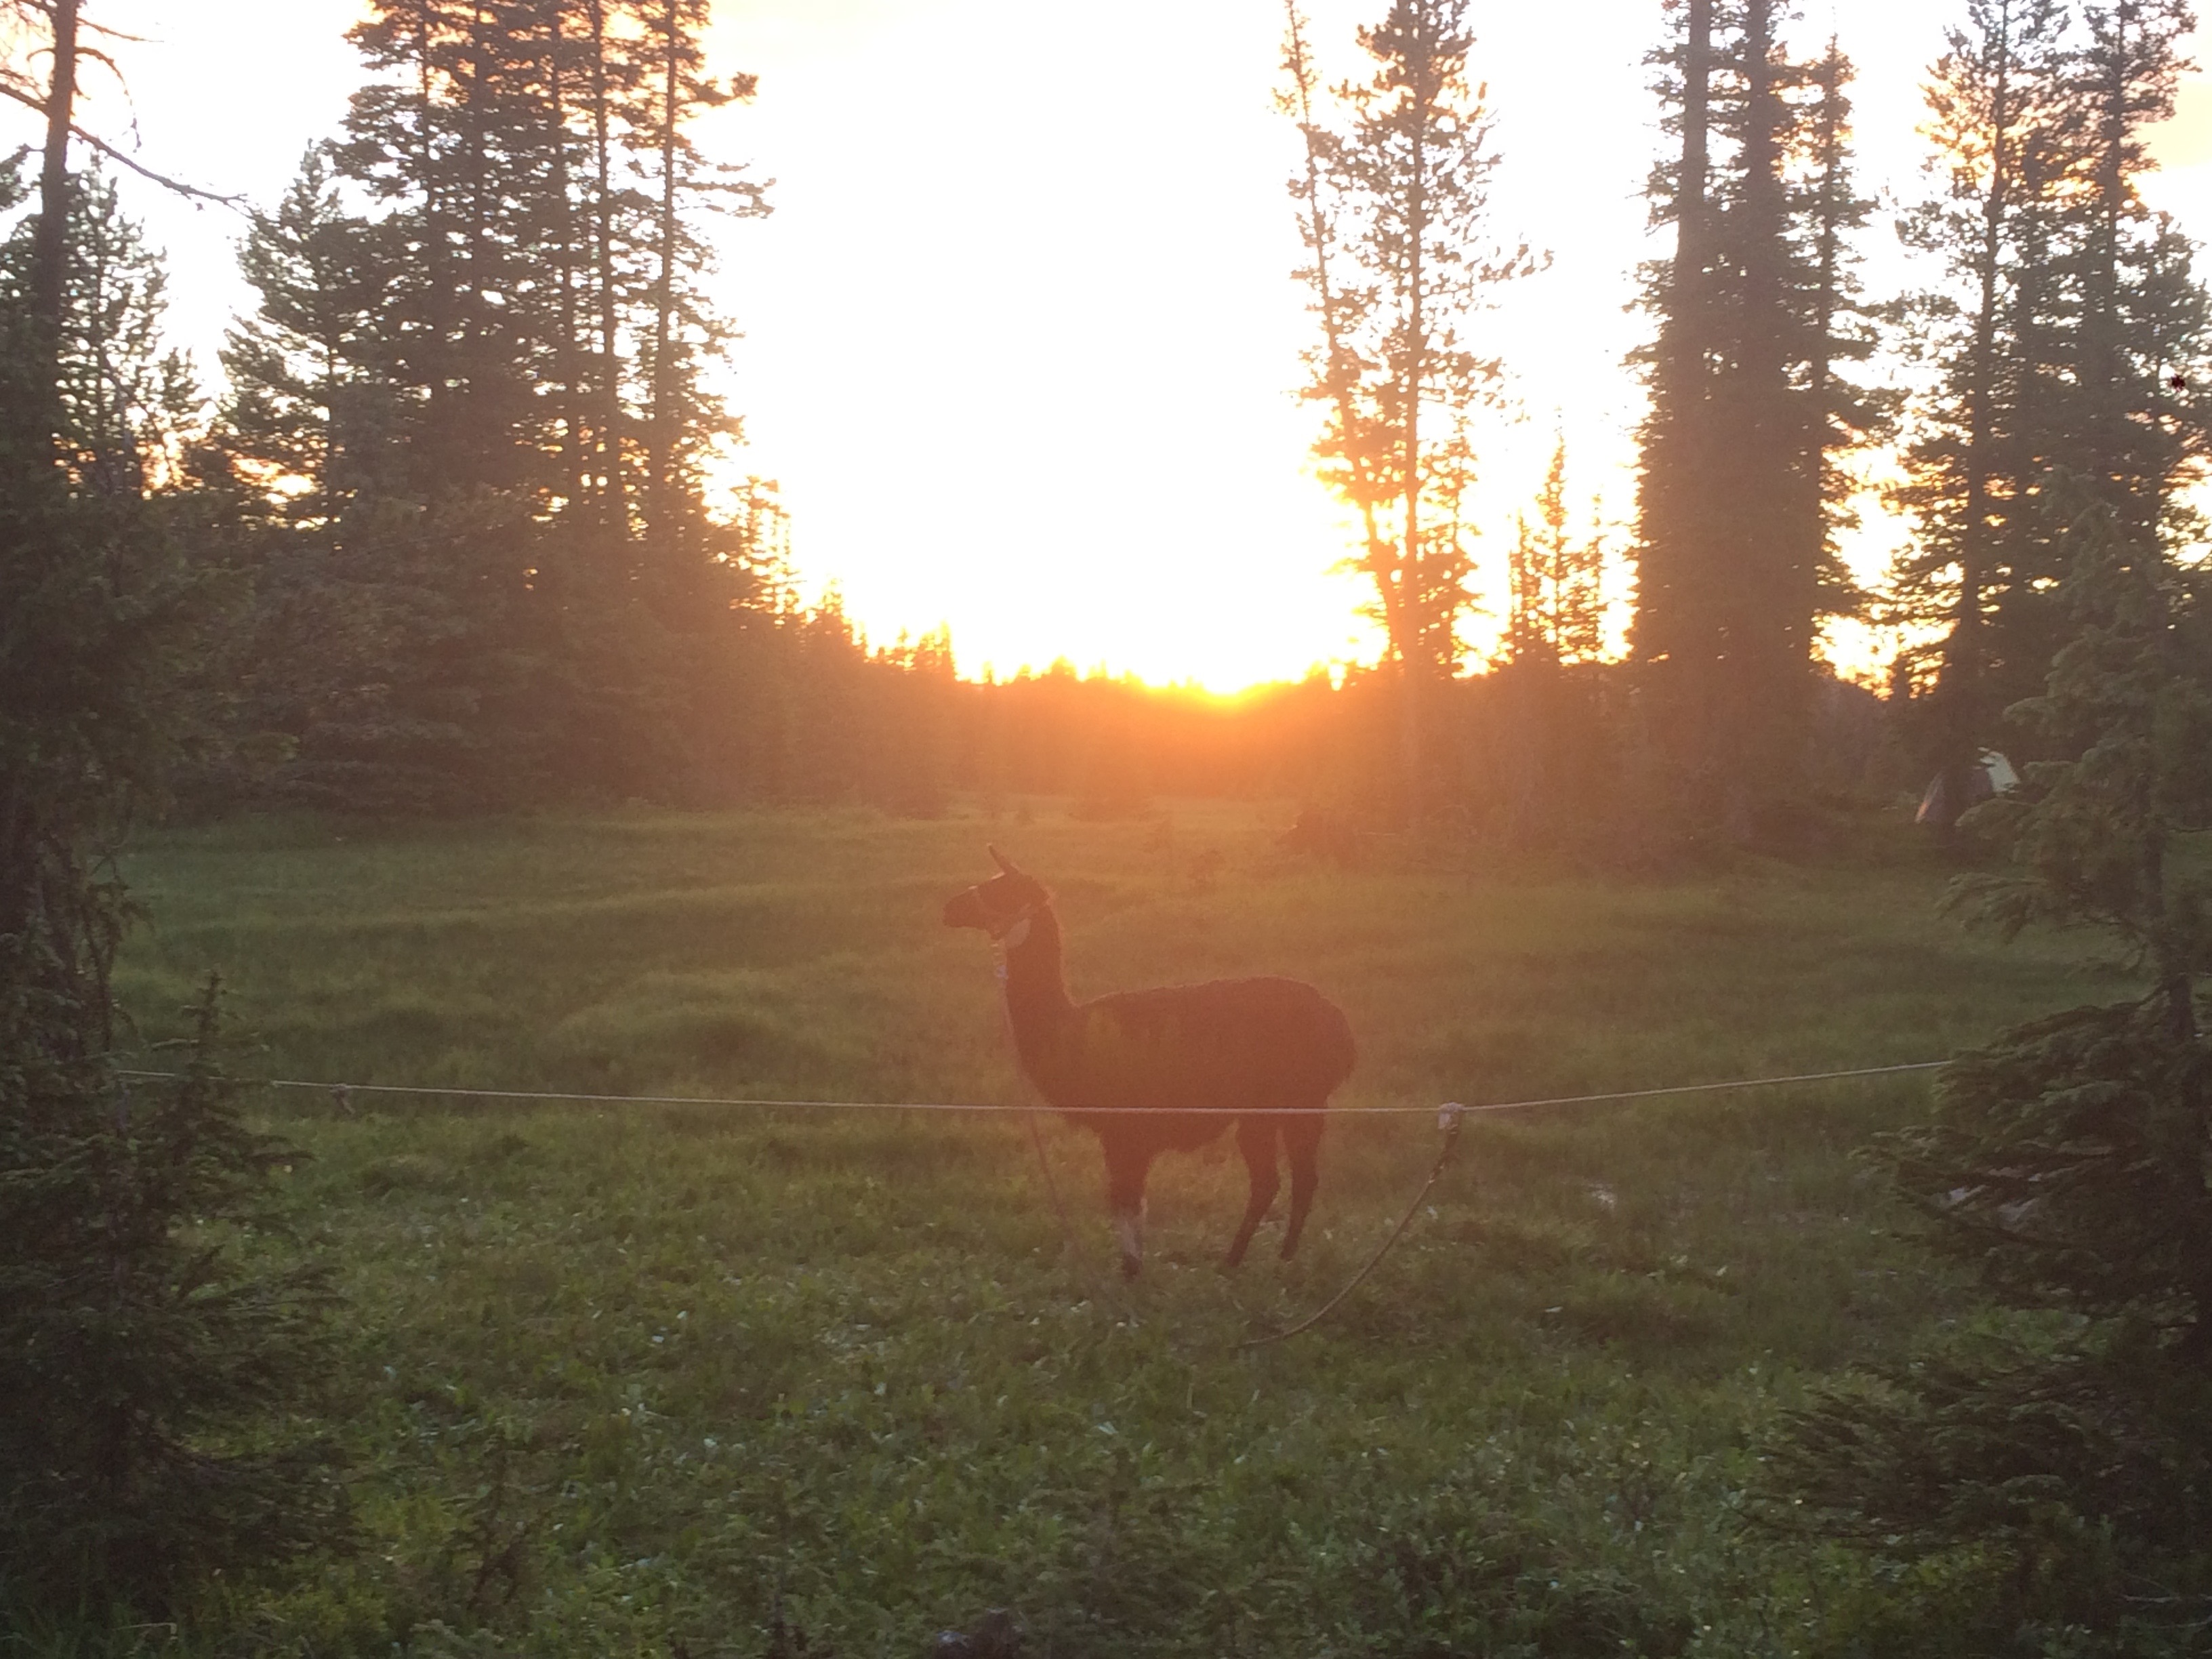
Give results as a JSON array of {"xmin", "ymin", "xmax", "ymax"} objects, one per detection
[
  {"xmin": 0, "ymin": 981, "xmax": 348, "ymax": 1616},
  {"xmin": 1795, "ymin": 41, "xmax": 1893, "ymax": 639},
  {"xmin": 1503, "ymin": 434, "xmax": 1605, "ymax": 668},
  {"xmin": 0, "ymin": 7, "xmax": 345, "ymax": 1618},
  {"xmin": 1891, "ymin": 0, "xmax": 2212, "ymax": 823},
  {"xmin": 219, "ymin": 145, "xmax": 398, "ymax": 527},
  {"xmin": 209, "ymin": 0, "xmax": 775, "ymax": 809},
  {"xmin": 1890, "ymin": 0, "xmax": 2067, "ymax": 805},
  {"xmin": 1280, "ymin": 0, "xmax": 1537, "ymax": 813},
  {"xmin": 1632, "ymin": 1, "xmax": 1883, "ymax": 836},
  {"xmin": 1494, "ymin": 436, "xmax": 1613, "ymax": 850},
  {"xmin": 1772, "ymin": 497, "xmax": 2212, "ymax": 1643}
]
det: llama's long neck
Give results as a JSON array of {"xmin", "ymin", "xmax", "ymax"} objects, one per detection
[{"xmin": 1000, "ymin": 901, "xmax": 1076, "ymax": 1080}]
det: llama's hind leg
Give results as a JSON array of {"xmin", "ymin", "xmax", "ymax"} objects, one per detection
[
  {"xmin": 1103, "ymin": 1139, "xmax": 1154, "ymax": 1277},
  {"xmin": 1224, "ymin": 1116, "xmax": 1282, "ymax": 1269},
  {"xmin": 1279, "ymin": 1108, "xmax": 1326, "ymax": 1260}
]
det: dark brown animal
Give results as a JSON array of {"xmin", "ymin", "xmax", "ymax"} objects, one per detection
[{"xmin": 943, "ymin": 848, "xmax": 1355, "ymax": 1277}]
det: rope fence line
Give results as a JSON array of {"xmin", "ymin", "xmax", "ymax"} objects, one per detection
[
  {"xmin": 112, "ymin": 1057, "xmax": 1952, "ymax": 1347},
  {"xmin": 114, "ymin": 1058, "xmax": 1949, "ymax": 1118}
]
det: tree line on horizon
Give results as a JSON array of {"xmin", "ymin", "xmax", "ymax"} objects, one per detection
[{"xmin": 5, "ymin": 0, "xmax": 2204, "ymax": 842}]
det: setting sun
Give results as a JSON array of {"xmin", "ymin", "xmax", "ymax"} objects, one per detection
[{"xmin": 33, "ymin": 0, "xmax": 2212, "ymax": 690}]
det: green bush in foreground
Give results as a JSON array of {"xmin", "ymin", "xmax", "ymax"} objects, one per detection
[
  {"xmin": 1771, "ymin": 509, "xmax": 2212, "ymax": 1654},
  {"xmin": 0, "ymin": 978, "xmax": 348, "ymax": 1620}
]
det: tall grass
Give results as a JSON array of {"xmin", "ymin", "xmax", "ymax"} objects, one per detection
[{"xmin": 99, "ymin": 802, "xmax": 2115, "ymax": 1657}]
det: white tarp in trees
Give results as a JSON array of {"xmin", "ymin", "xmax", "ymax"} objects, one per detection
[{"xmin": 1916, "ymin": 750, "xmax": 2019, "ymax": 826}]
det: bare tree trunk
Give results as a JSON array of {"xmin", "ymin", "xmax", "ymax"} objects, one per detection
[
  {"xmin": 30, "ymin": 0, "xmax": 81, "ymax": 367},
  {"xmin": 586, "ymin": 0, "xmax": 627, "ymax": 542},
  {"xmin": 547, "ymin": 2, "xmax": 592, "ymax": 529},
  {"xmin": 648, "ymin": 0, "xmax": 680, "ymax": 550},
  {"xmin": 1398, "ymin": 12, "xmax": 1435, "ymax": 817},
  {"xmin": 6, "ymin": 0, "xmax": 77, "ymax": 944}
]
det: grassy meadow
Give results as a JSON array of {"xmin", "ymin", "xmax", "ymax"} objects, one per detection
[{"xmin": 103, "ymin": 802, "xmax": 2122, "ymax": 1658}]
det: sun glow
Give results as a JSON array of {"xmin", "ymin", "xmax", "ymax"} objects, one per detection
[{"xmin": 22, "ymin": 3, "xmax": 2212, "ymax": 693}]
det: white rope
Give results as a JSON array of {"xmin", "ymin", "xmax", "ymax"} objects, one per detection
[{"xmin": 113, "ymin": 1059, "xmax": 1946, "ymax": 1117}]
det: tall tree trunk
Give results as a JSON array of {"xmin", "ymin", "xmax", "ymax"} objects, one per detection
[
  {"xmin": 457, "ymin": 2, "xmax": 495, "ymax": 485},
  {"xmin": 1282, "ymin": 0, "xmax": 1394, "ymax": 754},
  {"xmin": 414, "ymin": 0, "xmax": 453, "ymax": 483},
  {"xmin": 2085, "ymin": 7, "xmax": 2134, "ymax": 531},
  {"xmin": 30, "ymin": 0, "xmax": 81, "ymax": 382},
  {"xmin": 1671, "ymin": 0, "xmax": 1711, "ymax": 384},
  {"xmin": 1398, "ymin": 10, "xmax": 1434, "ymax": 815},
  {"xmin": 648, "ymin": 0, "xmax": 681, "ymax": 552},
  {"xmin": 1946, "ymin": 0, "xmax": 2015, "ymax": 807},
  {"xmin": 1634, "ymin": 0, "xmax": 1709, "ymax": 752},
  {"xmin": 1807, "ymin": 44, "xmax": 1844, "ymax": 610},
  {"xmin": 548, "ymin": 2, "xmax": 590, "ymax": 522},
  {"xmin": 5, "ymin": 0, "xmax": 79, "ymax": 945},
  {"xmin": 586, "ymin": 0, "xmax": 627, "ymax": 542},
  {"xmin": 1729, "ymin": 0, "xmax": 1801, "ymax": 828}
]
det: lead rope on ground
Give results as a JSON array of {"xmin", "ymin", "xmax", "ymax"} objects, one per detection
[{"xmin": 1237, "ymin": 1103, "xmax": 1468, "ymax": 1351}]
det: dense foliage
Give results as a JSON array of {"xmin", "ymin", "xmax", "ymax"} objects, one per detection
[
  {"xmin": 1279, "ymin": 0, "xmax": 1539, "ymax": 807},
  {"xmin": 192, "ymin": 0, "xmax": 776, "ymax": 812},
  {"xmin": 1889, "ymin": 0, "xmax": 2212, "ymax": 816},
  {"xmin": 1771, "ymin": 504, "xmax": 2212, "ymax": 1652},
  {"xmin": 0, "ymin": 14, "xmax": 342, "ymax": 1620},
  {"xmin": 0, "ymin": 982, "xmax": 347, "ymax": 1617},
  {"xmin": 1633, "ymin": 0, "xmax": 1890, "ymax": 836}
]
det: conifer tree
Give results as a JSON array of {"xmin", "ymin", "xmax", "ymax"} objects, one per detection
[
  {"xmin": 1503, "ymin": 434, "xmax": 1605, "ymax": 668},
  {"xmin": 1774, "ymin": 497, "xmax": 2212, "ymax": 1643},
  {"xmin": 220, "ymin": 146, "xmax": 397, "ymax": 527},
  {"xmin": 1280, "ymin": 0, "xmax": 1536, "ymax": 811},
  {"xmin": 1889, "ymin": 0, "xmax": 2067, "ymax": 804},
  {"xmin": 211, "ymin": 0, "xmax": 775, "ymax": 808},
  {"xmin": 0, "ymin": 6, "xmax": 344, "ymax": 1618},
  {"xmin": 1633, "ymin": 1, "xmax": 1883, "ymax": 835},
  {"xmin": 1891, "ymin": 0, "xmax": 2211, "ymax": 819}
]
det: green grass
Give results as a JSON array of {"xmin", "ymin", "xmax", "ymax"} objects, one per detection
[{"xmin": 99, "ymin": 802, "xmax": 2120, "ymax": 1657}]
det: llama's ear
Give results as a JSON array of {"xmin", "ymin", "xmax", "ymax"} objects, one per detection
[{"xmin": 989, "ymin": 844, "xmax": 1024, "ymax": 877}]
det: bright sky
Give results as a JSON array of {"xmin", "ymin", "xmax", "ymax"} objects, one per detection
[{"xmin": 16, "ymin": 1, "xmax": 2212, "ymax": 689}]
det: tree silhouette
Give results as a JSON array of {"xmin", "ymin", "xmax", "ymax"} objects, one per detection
[
  {"xmin": 1633, "ymin": 1, "xmax": 1884, "ymax": 839},
  {"xmin": 0, "ymin": 5, "xmax": 344, "ymax": 1619},
  {"xmin": 1280, "ymin": 0, "xmax": 1537, "ymax": 815},
  {"xmin": 1774, "ymin": 499, "xmax": 2212, "ymax": 1645},
  {"xmin": 1503, "ymin": 434, "xmax": 1606, "ymax": 670},
  {"xmin": 1891, "ymin": 0, "xmax": 2212, "ymax": 823}
]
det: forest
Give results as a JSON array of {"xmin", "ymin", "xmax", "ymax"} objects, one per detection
[
  {"xmin": 1, "ymin": 0, "xmax": 2203, "ymax": 839},
  {"xmin": 4, "ymin": 0, "xmax": 2212, "ymax": 1654}
]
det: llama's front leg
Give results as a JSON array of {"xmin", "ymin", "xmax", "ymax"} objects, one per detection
[
  {"xmin": 1279, "ymin": 1107, "xmax": 1326, "ymax": 1259},
  {"xmin": 1225, "ymin": 1116, "xmax": 1281, "ymax": 1269},
  {"xmin": 1103, "ymin": 1139, "xmax": 1153, "ymax": 1277}
]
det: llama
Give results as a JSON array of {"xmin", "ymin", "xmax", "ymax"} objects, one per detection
[{"xmin": 943, "ymin": 847, "xmax": 1356, "ymax": 1277}]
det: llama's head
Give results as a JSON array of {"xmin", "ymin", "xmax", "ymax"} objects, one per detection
[{"xmin": 943, "ymin": 846, "xmax": 1050, "ymax": 942}]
